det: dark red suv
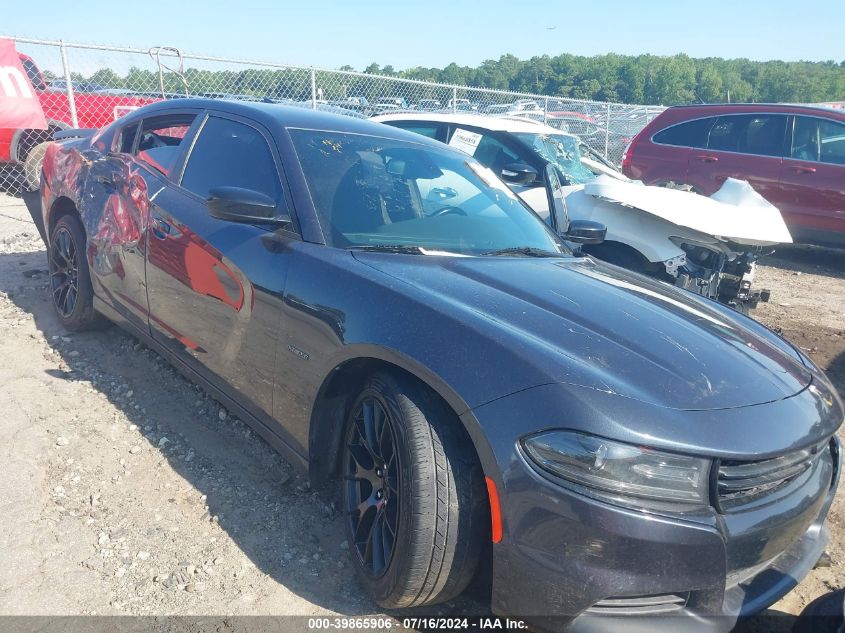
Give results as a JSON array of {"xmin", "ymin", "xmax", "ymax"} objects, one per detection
[{"xmin": 622, "ymin": 104, "xmax": 845, "ymax": 246}]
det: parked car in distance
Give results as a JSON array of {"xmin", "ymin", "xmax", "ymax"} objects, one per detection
[
  {"xmin": 623, "ymin": 103, "xmax": 845, "ymax": 246},
  {"xmin": 48, "ymin": 79, "xmax": 108, "ymax": 93},
  {"xmin": 506, "ymin": 109, "xmax": 605, "ymax": 140},
  {"xmin": 415, "ymin": 98, "xmax": 441, "ymax": 111},
  {"xmin": 446, "ymin": 97, "xmax": 475, "ymax": 111},
  {"xmin": 483, "ymin": 103, "xmax": 513, "ymax": 115},
  {"xmin": 342, "ymin": 96, "xmax": 370, "ymax": 107},
  {"xmin": 376, "ymin": 96, "xmax": 408, "ymax": 109},
  {"xmin": 373, "ymin": 112, "xmax": 789, "ymax": 310},
  {"xmin": 512, "ymin": 98, "xmax": 541, "ymax": 111},
  {"xmin": 324, "ymin": 100, "xmax": 371, "ymax": 116},
  {"xmin": 371, "ymin": 103, "xmax": 402, "ymax": 114},
  {"xmin": 36, "ymin": 99, "xmax": 842, "ymax": 633}
]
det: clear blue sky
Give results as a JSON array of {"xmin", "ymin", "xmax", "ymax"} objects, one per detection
[{"xmin": 5, "ymin": 0, "xmax": 845, "ymax": 70}]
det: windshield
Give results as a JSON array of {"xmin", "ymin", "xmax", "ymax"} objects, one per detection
[
  {"xmin": 290, "ymin": 129, "xmax": 565, "ymax": 255},
  {"xmin": 514, "ymin": 132, "xmax": 595, "ymax": 185}
]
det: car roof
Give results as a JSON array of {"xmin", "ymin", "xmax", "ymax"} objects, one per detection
[
  {"xmin": 117, "ymin": 98, "xmax": 449, "ymax": 148},
  {"xmin": 372, "ymin": 111, "xmax": 575, "ymax": 137},
  {"xmin": 665, "ymin": 102, "xmax": 845, "ymax": 119}
]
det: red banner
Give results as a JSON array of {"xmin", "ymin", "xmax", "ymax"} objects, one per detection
[{"xmin": 0, "ymin": 38, "xmax": 47, "ymax": 130}]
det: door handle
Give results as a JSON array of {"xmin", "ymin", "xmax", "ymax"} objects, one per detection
[
  {"xmin": 791, "ymin": 165, "xmax": 817, "ymax": 174},
  {"xmin": 694, "ymin": 155, "xmax": 719, "ymax": 163},
  {"xmin": 150, "ymin": 216, "xmax": 171, "ymax": 239}
]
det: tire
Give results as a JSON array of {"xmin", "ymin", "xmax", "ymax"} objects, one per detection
[
  {"xmin": 791, "ymin": 589, "xmax": 844, "ymax": 633},
  {"xmin": 23, "ymin": 141, "xmax": 51, "ymax": 192},
  {"xmin": 48, "ymin": 214, "xmax": 109, "ymax": 331},
  {"xmin": 342, "ymin": 372, "xmax": 486, "ymax": 609}
]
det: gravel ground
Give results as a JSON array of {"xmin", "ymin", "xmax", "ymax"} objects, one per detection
[
  {"xmin": 0, "ymin": 195, "xmax": 363, "ymax": 617},
  {"xmin": 747, "ymin": 244, "xmax": 845, "ymax": 623},
  {"xmin": 0, "ymin": 193, "xmax": 843, "ymax": 631}
]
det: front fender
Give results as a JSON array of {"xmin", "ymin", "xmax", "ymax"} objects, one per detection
[
  {"xmin": 319, "ymin": 343, "xmax": 474, "ymax": 416},
  {"xmin": 304, "ymin": 344, "xmax": 505, "ymax": 489}
]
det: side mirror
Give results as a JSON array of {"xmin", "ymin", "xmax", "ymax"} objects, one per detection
[
  {"xmin": 564, "ymin": 219, "xmax": 606, "ymax": 245},
  {"xmin": 500, "ymin": 162, "xmax": 538, "ymax": 186},
  {"xmin": 207, "ymin": 186, "xmax": 290, "ymax": 226}
]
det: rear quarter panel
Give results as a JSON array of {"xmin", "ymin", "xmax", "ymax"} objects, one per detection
[
  {"xmin": 624, "ymin": 113, "xmax": 693, "ymax": 184},
  {"xmin": 40, "ymin": 140, "xmax": 88, "ymax": 235}
]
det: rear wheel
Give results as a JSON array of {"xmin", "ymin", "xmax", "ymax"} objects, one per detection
[
  {"xmin": 342, "ymin": 372, "xmax": 486, "ymax": 608},
  {"xmin": 48, "ymin": 214, "xmax": 108, "ymax": 331},
  {"xmin": 22, "ymin": 140, "xmax": 52, "ymax": 191},
  {"xmin": 17, "ymin": 127, "xmax": 55, "ymax": 191}
]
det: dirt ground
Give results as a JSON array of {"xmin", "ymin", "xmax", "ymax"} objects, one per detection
[{"xmin": 0, "ymin": 192, "xmax": 843, "ymax": 631}]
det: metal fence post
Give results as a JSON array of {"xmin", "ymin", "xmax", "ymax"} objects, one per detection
[
  {"xmin": 310, "ymin": 68, "xmax": 317, "ymax": 110},
  {"xmin": 604, "ymin": 103, "xmax": 611, "ymax": 160},
  {"xmin": 544, "ymin": 97, "xmax": 548, "ymax": 124},
  {"xmin": 59, "ymin": 41, "xmax": 79, "ymax": 128},
  {"xmin": 452, "ymin": 87, "xmax": 457, "ymax": 113}
]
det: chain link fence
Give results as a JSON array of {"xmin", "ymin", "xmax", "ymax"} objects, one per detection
[{"xmin": 1, "ymin": 36, "xmax": 665, "ymax": 195}]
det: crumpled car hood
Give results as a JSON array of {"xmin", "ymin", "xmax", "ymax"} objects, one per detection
[
  {"xmin": 355, "ymin": 252, "xmax": 812, "ymax": 411},
  {"xmin": 582, "ymin": 175, "xmax": 793, "ymax": 245}
]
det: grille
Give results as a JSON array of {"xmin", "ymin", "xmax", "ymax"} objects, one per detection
[
  {"xmin": 586, "ymin": 593, "xmax": 688, "ymax": 615},
  {"xmin": 717, "ymin": 438, "xmax": 831, "ymax": 508}
]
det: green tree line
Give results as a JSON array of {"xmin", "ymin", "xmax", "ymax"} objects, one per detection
[
  {"xmin": 366, "ymin": 53, "xmax": 845, "ymax": 104},
  {"xmin": 67, "ymin": 52, "xmax": 845, "ymax": 105}
]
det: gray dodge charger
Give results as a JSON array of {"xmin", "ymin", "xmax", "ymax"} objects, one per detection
[{"xmin": 33, "ymin": 99, "xmax": 843, "ymax": 632}]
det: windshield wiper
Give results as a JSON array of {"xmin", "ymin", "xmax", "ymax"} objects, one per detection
[
  {"xmin": 482, "ymin": 246, "xmax": 562, "ymax": 258},
  {"xmin": 349, "ymin": 244, "xmax": 426, "ymax": 254}
]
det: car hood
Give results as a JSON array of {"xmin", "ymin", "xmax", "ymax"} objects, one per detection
[
  {"xmin": 354, "ymin": 252, "xmax": 812, "ymax": 411},
  {"xmin": 582, "ymin": 175, "xmax": 793, "ymax": 245}
]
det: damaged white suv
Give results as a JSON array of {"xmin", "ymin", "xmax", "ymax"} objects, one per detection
[{"xmin": 373, "ymin": 112, "xmax": 793, "ymax": 311}]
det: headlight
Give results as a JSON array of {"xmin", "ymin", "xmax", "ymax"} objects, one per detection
[{"xmin": 522, "ymin": 431, "xmax": 711, "ymax": 511}]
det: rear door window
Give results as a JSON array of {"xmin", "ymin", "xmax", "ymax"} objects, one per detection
[
  {"xmin": 707, "ymin": 114, "xmax": 787, "ymax": 157},
  {"xmin": 792, "ymin": 116, "xmax": 845, "ymax": 165},
  {"xmin": 134, "ymin": 114, "xmax": 197, "ymax": 177},
  {"xmin": 180, "ymin": 115, "xmax": 282, "ymax": 211},
  {"xmin": 652, "ymin": 117, "xmax": 713, "ymax": 148},
  {"xmin": 819, "ymin": 120, "xmax": 845, "ymax": 165}
]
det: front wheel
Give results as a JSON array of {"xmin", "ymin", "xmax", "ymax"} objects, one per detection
[
  {"xmin": 342, "ymin": 372, "xmax": 486, "ymax": 608},
  {"xmin": 48, "ymin": 214, "xmax": 108, "ymax": 331}
]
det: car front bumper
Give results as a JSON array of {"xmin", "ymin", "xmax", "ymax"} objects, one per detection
[{"xmin": 487, "ymin": 438, "xmax": 840, "ymax": 633}]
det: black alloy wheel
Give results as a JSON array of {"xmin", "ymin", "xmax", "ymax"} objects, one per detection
[
  {"xmin": 340, "ymin": 373, "xmax": 486, "ymax": 609},
  {"xmin": 47, "ymin": 214, "xmax": 108, "ymax": 332},
  {"xmin": 50, "ymin": 225, "xmax": 80, "ymax": 318},
  {"xmin": 344, "ymin": 396, "xmax": 400, "ymax": 577}
]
